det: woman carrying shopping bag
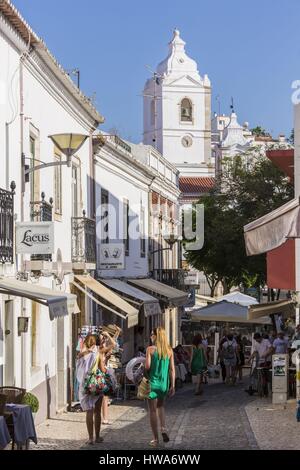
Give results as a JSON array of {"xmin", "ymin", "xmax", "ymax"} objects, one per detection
[
  {"xmin": 76, "ymin": 334, "xmax": 107, "ymax": 445},
  {"xmin": 145, "ymin": 327, "xmax": 175, "ymax": 447}
]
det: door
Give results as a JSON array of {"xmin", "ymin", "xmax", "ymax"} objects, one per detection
[
  {"xmin": 4, "ymin": 300, "xmax": 14, "ymax": 385},
  {"xmin": 56, "ymin": 316, "xmax": 65, "ymax": 410}
]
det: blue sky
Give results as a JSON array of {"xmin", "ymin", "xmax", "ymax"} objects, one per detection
[{"xmin": 13, "ymin": 0, "xmax": 300, "ymax": 142}]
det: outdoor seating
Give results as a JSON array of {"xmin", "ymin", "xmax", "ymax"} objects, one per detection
[
  {"xmin": 0, "ymin": 387, "xmax": 26, "ymax": 404},
  {"xmin": 0, "ymin": 387, "xmax": 26, "ymax": 450},
  {"xmin": 0, "ymin": 394, "xmax": 7, "ymax": 416}
]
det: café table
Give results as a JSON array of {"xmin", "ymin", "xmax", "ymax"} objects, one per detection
[
  {"xmin": 5, "ymin": 404, "xmax": 37, "ymax": 449},
  {"xmin": 0, "ymin": 416, "xmax": 11, "ymax": 450}
]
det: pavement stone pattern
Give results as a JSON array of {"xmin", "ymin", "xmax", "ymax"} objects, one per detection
[
  {"xmin": 10, "ymin": 377, "xmax": 299, "ymax": 450},
  {"xmin": 245, "ymin": 399, "xmax": 300, "ymax": 450}
]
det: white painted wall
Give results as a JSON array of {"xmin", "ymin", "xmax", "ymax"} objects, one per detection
[
  {"xmin": 95, "ymin": 144, "xmax": 150, "ymax": 279},
  {"xmin": 0, "ymin": 9, "xmax": 100, "ymax": 421}
]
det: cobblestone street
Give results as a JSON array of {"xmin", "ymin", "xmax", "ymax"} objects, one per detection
[{"xmin": 25, "ymin": 377, "xmax": 300, "ymax": 451}]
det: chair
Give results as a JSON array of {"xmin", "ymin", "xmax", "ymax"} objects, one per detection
[
  {"xmin": 0, "ymin": 387, "xmax": 26, "ymax": 404},
  {"xmin": 0, "ymin": 393, "xmax": 7, "ymax": 416}
]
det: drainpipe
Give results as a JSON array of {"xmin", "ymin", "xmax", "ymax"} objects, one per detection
[
  {"xmin": 89, "ymin": 129, "xmax": 95, "ymax": 219},
  {"xmin": 19, "ymin": 58, "xmax": 27, "ymax": 390}
]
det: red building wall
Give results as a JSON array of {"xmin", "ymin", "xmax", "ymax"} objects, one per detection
[{"xmin": 267, "ymin": 239, "xmax": 295, "ymax": 290}]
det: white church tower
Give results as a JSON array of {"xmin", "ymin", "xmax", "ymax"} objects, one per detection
[{"xmin": 143, "ymin": 29, "xmax": 213, "ymax": 177}]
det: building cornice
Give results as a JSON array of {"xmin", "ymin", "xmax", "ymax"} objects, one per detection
[
  {"xmin": 0, "ymin": 0, "xmax": 104, "ymax": 126},
  {"xmin": 24, "ymin": 52, "xmax": 98, "ymax": 131}
]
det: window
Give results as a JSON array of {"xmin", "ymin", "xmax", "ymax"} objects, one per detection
[
  {"xmin": 54, "ymin": 152, "xmax": 62, "ymax": 215},
  {"xmin": 150, "ymin": 99, "xmax": 155, "ymax": 126},
  {"xmin": 180, "ymin": 98, "xmax": 192, "ymax": 122},
  {"xmin": 29, "ymin": 136, "xmax": 40, "ymax": 202},
  {"xmin": 72, "ymin": 163, "xmax": 80, "ymax": 217},
  {"xmin": 101, "ymin": 189, "xmax": 109, "ymax": 243},
  {"xmin": 123, "ymin": 198, "xmax": 129, "ymax": 256},
  {"xmin": 140, "ymin": 206, "xmax": 146, "ymax": 258}
]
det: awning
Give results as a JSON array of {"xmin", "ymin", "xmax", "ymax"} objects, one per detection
[
  {"xmin": 248, "ymin": 299, "xmax": 295, "ymax": 320},
  {"xmin": 101, "ymin": 279, "xmax": 161, "ymax": 317},
  {"xmin": 0, "ymin": 278, "xmax": 79, "ymax": 320},
  {"xmin": 217, "ymin": 292, "xmax": 258, "ymax": 306},
  {"xmin": 73, "ymin": 275, "xmax": 138, "ymax": 328},
  {"xmin": 128, "ymin": 278, "xmax": 189, "ymax": 307},
  {"xmin": 195, "ymin": 294, "xmax": 217, "ymax": 303},
  {"xmin": 188, "ymin": 300, "xmax": 271, "ymax": 324},
  {"xmin": 244, "ymin": 197, "xmax": 300, "ymax": 256}
]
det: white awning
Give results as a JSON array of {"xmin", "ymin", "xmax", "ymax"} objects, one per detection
[
  {"xmin": 73, "ymin": 275, "xmax": 138, "ymax": 328},
  {"xmin": 128, "ymin": 278, "xmax": 188, "ymax": 307},
  {"xmin": 0, "ymin": 278, "xmax": 79, "ymax": 320},
  {"xmin": 248, "ymin": 299, "xmax": 295, "ymax": 320},
  {"xmin": 188, "ymin": 301, "xmax": 271, "ymax": 324},
  {"xmin": 244, "ymin": 197, "xmax": 300, "ymax": 255},
  {"xmin": 101, "ymin": 279, "xmax": 161, "ymax": 317}
]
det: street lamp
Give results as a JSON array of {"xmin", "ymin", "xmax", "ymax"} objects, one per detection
[
  {"xmin": 150, "ymin": 233, "xmax": 182, "ymax": 276},
  {"xmin": 23, "ymin": 133, "xmax": 89, "ymax": 180},
  {"xmin": 48, "ymin": 133, "xmax": 88, "ymax": 167},
  {"xmin": 150, "ymin": 234, "xmax": 182, "ymax": 255}
]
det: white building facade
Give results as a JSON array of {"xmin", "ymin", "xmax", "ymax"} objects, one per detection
[
  {"xmin": 90, "ymin": 136, "xmax": 184, "ymax": 356},
  {"xmin": 0, "ymin": 1, "xmax": 103, "ymax": 423}
]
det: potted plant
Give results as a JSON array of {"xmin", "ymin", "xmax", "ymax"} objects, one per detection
[{"xmin": 22, "ymin": 392, "xmax": 39, "ymax": 420}]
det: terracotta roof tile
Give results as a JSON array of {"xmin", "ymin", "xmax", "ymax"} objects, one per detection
[{"xmin": 179, "ymin": 177, "xmax": 215, "ymax": 194}]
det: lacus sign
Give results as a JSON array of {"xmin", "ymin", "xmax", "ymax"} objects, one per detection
[{"xmin": 16, "ymin": 222, "xmax": 54, "ymax": 254}]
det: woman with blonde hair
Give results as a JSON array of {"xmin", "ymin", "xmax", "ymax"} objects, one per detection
[{"xmin": 145, "ymin": 326, "xmax": 175, "ymax": 447}]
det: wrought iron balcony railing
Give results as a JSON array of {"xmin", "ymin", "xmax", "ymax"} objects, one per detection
[
  {"xmin": 72, "ymin": 211, "xmax": 96, "ymax": 264},
  {"xmin": 30, "ymin": 192, "xmax": 53, "ymax": 261},
  {"xmin": 152, "ymin": 269, "xmax": 186, "ymax": 290},
  {"xmin": 0, "ymin": 182, "xmax": 15, "ymax": 264}
]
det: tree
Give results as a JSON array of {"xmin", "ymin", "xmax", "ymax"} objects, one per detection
[
  {"xmin": 185, "ymin": 150, "xmax": 294, "ymax": 295},
  {"xmin": 250, "ymin": 126, "xmax": 271, "ymax": 137}
]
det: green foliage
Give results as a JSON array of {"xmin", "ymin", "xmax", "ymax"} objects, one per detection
[
  {"xmin": 250, "ymin": 126, "xmax": 270, "ymax": 137},
  {"xmin": 22, "ymin": 392, "xmax": 39, "ymax": 413},
  {"xmin": 185, "ymin": 150, "xmax": 294, "ymax": 294}
]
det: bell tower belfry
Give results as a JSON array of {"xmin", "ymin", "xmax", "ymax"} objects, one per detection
[{"xmin": 143, "ymin": 29, "xmax": 213, "ymax": 177}]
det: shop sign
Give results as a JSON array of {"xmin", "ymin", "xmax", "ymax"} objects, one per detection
[
  {"xmin": 184, "ymin": 271, "xmax": 199, "ymax": 285},
  {"xmin": 273, "ymin": 357, "xmax": 286, "ymax": 376},
  {"xmin": 99, "ymin": 243, "xmax": 125, "ymax": 270},
  {"xmin": 16, "ymin": 222, "xmax": 54, "ymax": 254}
]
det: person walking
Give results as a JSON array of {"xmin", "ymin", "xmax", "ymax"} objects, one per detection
[
  {"xmin": 235, "ymin": 334, "xmax": 245, "ymax": 383},
  {"xmin": 145, "ymin": 327, "xmax": 175, "ymax": 447},
  {"xmin": 99, "ymin": 330, "xmax": 119, "ymax": 426},
  {"xmin": 191, "ymin": 335, "xmax": 207, "ymax": 395},
  {"xmin": 76, "ymin": 334, "xmax": 106, "ymax": 445},
  {"xmin": 222, "ymin": 334, "xmax": 238, "ymax": 385},
  {"xmin": 217, "ymin": 336, "xmax": 227, "ymax": 383},
  {"xmin": 273, "ymin": 332, "xmax": 289, "ymax": 354}
]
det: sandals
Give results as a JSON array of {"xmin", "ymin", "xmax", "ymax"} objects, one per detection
[
  {"xmin": 102, "ymin": 420, "xmax": 112, "ymax": 425},
  {"xmin": 149, "ymin": 439, "xmax": 159, "ymax": 447},
  {"xmin": 95, "ymin": 436, "xmax": 104, "ymax": 443},
  {"xmin": 161, "ymin": 428, "xmax": 170, "ymax": 443},
  {"xmin": 86, "ymin": 439, "xmax": 94, "ymax": 446}
]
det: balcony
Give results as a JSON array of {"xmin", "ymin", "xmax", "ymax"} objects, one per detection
[
  {"xmin": 30, "ymin": 192, "xmax": 53, "ymax": 262},
  {"xmin": 152, "ymin": 269, "xmax": 186, "ymax": 290},
  {"xmin": 0, "ymin": 183, "xmax": 15, "ymax": 264},
  {"xmin": 71, "ymin": 211, "xmax": 96, "ymax": 270}
]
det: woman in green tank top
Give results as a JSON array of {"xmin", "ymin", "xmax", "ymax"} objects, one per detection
[
  {"xmin": 145, "ymin": 327, "xmax": 175, "ymax": 447},
  {"xmin": 191, "ymin": 334, "xmax": 207, "ymax": 395}
]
